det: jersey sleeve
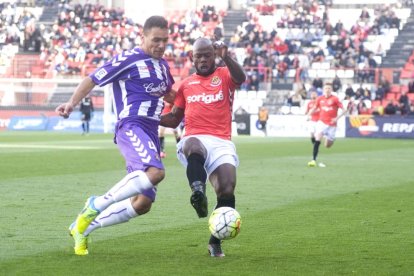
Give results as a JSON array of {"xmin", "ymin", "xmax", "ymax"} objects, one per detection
[
  {"xmin": 163, "ymin": 61, "xmax": 175, "ymax": 89},
  {"xmin": 315, "ymin": 97, "xmax": 321, "ymax": 108},
  {"xmin": 174, "ymin": 81, "xmax": 186, "ymax": 109},
  {"xmin": 336, "ymin": 97, "xmax": 344, "ymax": 109}
]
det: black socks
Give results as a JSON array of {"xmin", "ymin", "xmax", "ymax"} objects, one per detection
[
  {"xmin": 186, "ymin": 153, "xmax": 207, "ymax": 185},
  {"xmin": 159, "ymin": 136, "xmax": 165, "ymax": 152},
  {"xmin": 313, "ymin": 141, "xmax": 321, "ymax": 161}
]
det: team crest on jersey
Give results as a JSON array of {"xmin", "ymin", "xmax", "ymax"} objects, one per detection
[{"xmin": 210, "ymin": 76, "xmax": 222, "ymax": 87}]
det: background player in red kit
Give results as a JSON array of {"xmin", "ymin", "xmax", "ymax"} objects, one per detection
[
  {"xmin": 306, "ymin": 83, "xmax": 347, "ymax": 167},
  {"xmin": 305, "ymin": 91, "xmax": 320, "ymax": 145},
  {"xmin": 160, "ymin": 38, "xmax": 246, "ymax": 257}
]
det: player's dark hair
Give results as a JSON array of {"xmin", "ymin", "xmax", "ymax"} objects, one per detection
[{"xmin": 143, "ymin": 15, "xmax": 168, "ymax": 33}]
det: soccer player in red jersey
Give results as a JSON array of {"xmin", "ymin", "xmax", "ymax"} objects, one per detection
[
  {"xmin": 305, "ymin": 91, "xmax": 320, "ymax": 145},
  {"xmin": 160, "ymin": 38, "xmax": 246, "ymax": 257},
  {"xmin": 306, "ymin": 83, "xmax": 347, "ymax": 167}
]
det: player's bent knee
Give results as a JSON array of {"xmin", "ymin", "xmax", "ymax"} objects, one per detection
[
  {"xmin": 145, "ymin": 167, "xmax": 165, "ymax": 184},
  {"xmin": 182, "ymin": 137, "xmax": 206, "ymax": 156},
  {"xmin": 131, "ymin": 195, "xmax": 152, "ymax": 215}
]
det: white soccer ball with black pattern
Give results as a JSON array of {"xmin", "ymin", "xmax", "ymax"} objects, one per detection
[{"xmin": 208, "ymin": 207, "xmax": 241, "ymax": 240}]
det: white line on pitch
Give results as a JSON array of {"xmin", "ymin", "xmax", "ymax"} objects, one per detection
[{"xmin": 0, "ymin": 144, "xmax": 102, "ymax": 150}]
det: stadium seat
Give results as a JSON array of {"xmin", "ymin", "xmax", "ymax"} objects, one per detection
[
  {"xmin": 336, "ymin": 69, "xmax": 346, "ymax": 78},
  {"xmin": 363, "ymin": 99, "xmax": 372, "ymax": 109},
  {"xmin": 326, "ymin": 69, "xmax": 336, "ymax": 78},
  {"xmin": 257, "ymin": 90, "xmax": 267, "ymax": 99},
  {"xmin": 280, "ymin": 105, "xmax": 291, "ymax": 114},
  {"xmin": 344, "ymin": 70, "xmax": 354, "ymax": 79},
  {"xmin": 308, "ymin": 69, "xmax": 316, "ymax": 79},
  {"xmin": 287, "ymin": 69, "xmax": 296, "ymax": 78},
  {"xmin": 290, "ymin": 106, "xmax": 302, "ymax": 115},
  {"xmin": 237, "ymin": 90, "xmax": 247, "ymax": 99},
  {"xmin": 403, "ymin": 63, "xmax": 414, "ymax": 71},
  {"xmin": 371, "ymin": 100, "xmax": 382, "ymax": 108},
  {"xmin": 247, "ymin": 91, "xmax": 258, "ymax": 99},
  {"xmin": 386, "ymin": 93, "xmax": 396, "ymax": 100},
  {"xmin": 311, "ymin": 62, "xmax": 322, "ymax": 69},
  {"xmin": 391, "ymin": 85, "xmax": 401, "ymax": 93},
  {"xmin": 400, "ymin": 70, "xmax": 413, "ymax": 79},
  {"xmin": 320, "ymin": 62, "xmax": 331, "ymax": 70}
]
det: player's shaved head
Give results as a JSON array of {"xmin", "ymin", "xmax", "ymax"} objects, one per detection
[
  {"xmin": 191, "ymin": 37, "xmax": 216, "ymax": 76},
  {"xmin": 193, "ymin": 37, "xmax": 213, "ymax": 50}
]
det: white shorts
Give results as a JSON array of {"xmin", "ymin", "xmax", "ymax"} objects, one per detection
[
  {"xmin": 315, "ymin": 121, "xmax": 337, "ymax": 141},
  {"xmin": 308, "ymin": 120, "xmax": 317, "ymax": 135},
  {"xmin": 176, "ymin": 135, "xmax": 239, "ymax": 176}
]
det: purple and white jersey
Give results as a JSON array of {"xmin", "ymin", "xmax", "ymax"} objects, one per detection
[{"xmin": 90, "ymin": 48, "xmax": 174, "ymax": 124}]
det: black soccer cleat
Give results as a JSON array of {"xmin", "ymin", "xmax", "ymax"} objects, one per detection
[
  {"xmin": 190, "ymin": 190, "xmax": 208, "ymax": 218},
  {"xmin": 208, "ymin": 243, "xmax": 225, "ymax": 257},
  {"xmin": 190, "ymin": 181, "xmax": 208, "ymax": 218}
]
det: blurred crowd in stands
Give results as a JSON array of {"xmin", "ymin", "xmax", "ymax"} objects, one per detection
[
  {"xmin": 1, "ymin": 0, "xmax": 414, "ymax": 116},
  {"xmin": 235, "ymin": 0, "xmax": 402, "ymax": 87},
  {"xmin": 0, "ymin": 0, "xmax": 225, "ymax": 76}
]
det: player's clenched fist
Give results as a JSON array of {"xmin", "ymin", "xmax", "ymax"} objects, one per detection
[
  {"xmin": 55, "ymin": 103, "xmax": 74, "ymax": 119},
  {"xmin": 213, "ymin": 40, "xmax": 228, "ymax": 59}
]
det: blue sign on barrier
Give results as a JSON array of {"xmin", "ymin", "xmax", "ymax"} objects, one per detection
[
  {"xmin": 346, "ymin": 115, "xmax": 414, "ymax": 139},
  {"xmin": 8, "ymin": 116, "xmax": 48, "ymax": 131},
  {"xmin": 47, "ymin": 111, "xmax": 107, "ymax": 133}
]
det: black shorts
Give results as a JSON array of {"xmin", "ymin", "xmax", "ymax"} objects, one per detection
[{"xmin": 82, "ymin": 113, "xmax": 91, "ymax": 121}]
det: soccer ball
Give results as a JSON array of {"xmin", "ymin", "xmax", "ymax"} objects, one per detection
[{"xmin": 208, "ymin": 207, "xmax": 241, "ymax": 240}]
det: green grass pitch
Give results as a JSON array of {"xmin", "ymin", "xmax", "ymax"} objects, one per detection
[{"xmin": 1, "ymin": 131, "xmax": 414, "ymax": 275}]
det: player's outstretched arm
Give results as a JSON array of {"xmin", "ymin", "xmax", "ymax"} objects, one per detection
[
  {"xmin": 333, "ymin": 107, "xmax": 348, "ymax": 124},
  {"xmin": 306, "ymin": 106, "xmax": 314, "ymax": 116},
  {"xmin": 163, "ymin": 89, "xmax": 176, "ymax": 105},
  {"xmin": 55, "ymin": 77, "xmax": 96, "ymax": 118},
  {"xmin": 160, "ymin": 106, "xmax": 184, "ymax": 129},
  {"xmin": 214, "ymin": 41, "xmax": 246, "ymax": 85}
]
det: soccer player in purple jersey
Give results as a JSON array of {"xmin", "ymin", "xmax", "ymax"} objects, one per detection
[{"xmin": 55, "ymin": 15, "xmax": 175, "ymax": 256}]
